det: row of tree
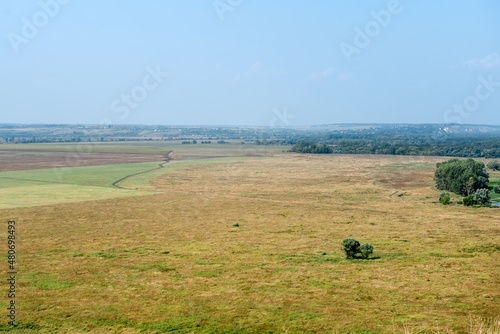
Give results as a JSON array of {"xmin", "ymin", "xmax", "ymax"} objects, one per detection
[
  {"xmin": 289, "ymin": 135, "xmax": 500, "ymax": 158},
  {"xmin": 288, "ymin": 142, "xmax": 333, "ymax": 154}
]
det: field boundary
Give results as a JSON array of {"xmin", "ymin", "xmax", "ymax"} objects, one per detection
[{"xmin": 112, "ymin": 154, "xmax": 171, "ymax": 189}]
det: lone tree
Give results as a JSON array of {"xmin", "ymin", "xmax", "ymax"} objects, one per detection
[{"xmin": 434, "ymin": 158, "xmax": 489, "ymax": 196}]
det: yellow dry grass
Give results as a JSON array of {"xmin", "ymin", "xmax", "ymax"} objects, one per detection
[{"xmin": 1, "ymin": 153, "xmax": 499, "ymax": 333}]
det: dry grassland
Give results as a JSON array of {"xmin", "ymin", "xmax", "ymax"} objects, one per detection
[{"xmin": 1, "ymin": 153, "xmax": 499, "ymax": 333}]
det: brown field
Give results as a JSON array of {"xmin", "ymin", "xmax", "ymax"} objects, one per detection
[
  {"xmin": 1, "ymin": 151, "xmax": 499, "ymax": 333},
  {"xmin": 0, "ymin": 151, "xmax": 168, "ymax": 172}
]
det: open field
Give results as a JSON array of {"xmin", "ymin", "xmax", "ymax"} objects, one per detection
[
  {"xmin": 0, "ymin": 152, "xmax": 262, "ymax": 208},
  {"xmin": 0, "ymin": 151, "xmax": 499, "ymax": 333},
  {"xmin": 0, "ymin": 143, "xmax": 171, "ymax": 155},
  {"xmin": 0, "ymin": 162, "xmax": 164, "ymax": 188},
  {"xmin": 0, "ymin": 151, "xmax": 167, "ymax": 172},
  {"xmin": 0, "ymin": 162, "xmax": 164, "ymax": 209},
  {"xmin": 117, "ymin": 157, "xmax": 263, "ymax": 191},
  {"xmin": 0, "ymin": 141, "xmax": 288, "ymax": 157}
]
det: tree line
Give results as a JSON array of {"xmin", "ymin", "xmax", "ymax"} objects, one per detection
[{"xmin": 289, "ymin": 134, "xmax": 500, "ymax": 158}]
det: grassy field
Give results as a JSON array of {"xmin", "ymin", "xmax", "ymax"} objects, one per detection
[
  {"xmin": 0, "ymin": 157, "xmax": 260, "ymax": 208},
  {"xmin": 117, "ymin": 157, "xmax": 262, "ymax": 190},
  {"xmin": 0, "ymin": 141, "xmax": 288, "ymax": 156},
  {"xmin": 0, "ymin": 151, "xmax": 167, "ymax": 172},
  {"xmin": 0, "ymin": 162, "xmax": 164, "ymax": 209},
  {"xmin": 0, "ymin": 152, "xmax": 499, "ymax": 333},
  {"xmin": 0, "ymin": 143, "xmax": 171, "ymax": 155},
  {"xmin": 0, "ymin": 162, "xmax": 164, "ymax": 187},
  {"xmin": 0, "ymin": 142, "xmax": 275, "ymax": 208}
]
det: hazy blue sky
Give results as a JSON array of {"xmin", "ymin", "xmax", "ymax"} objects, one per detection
[{"xmin": 1, "ymin": 0, "xmax": 499, "ymax": 126}]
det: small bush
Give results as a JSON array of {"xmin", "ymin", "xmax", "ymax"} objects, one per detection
[
  {"xmin": 359, "ymin": 243, "xmax": 374, "ymax": 259},
  {"xmin": 342, "ymin": 238, "xmax": 373, "ymax": 259},
  {"xmin": 463, "ymin": 194, "xmax": 475, "ymax": 206},
  {"xmin": 494, "ymin": 186, "xmax": 500, "ymax": 194},
  {"xmin": 439, "ymin": 192, "xmax": 449, "ymax": 200},
  {"xmin": 441, "ymin": 195, "xmax": 450, "ymax": 205},
  {"xmin": 439, "ymin": 192, "xmax": 451, "ymax": 205}
]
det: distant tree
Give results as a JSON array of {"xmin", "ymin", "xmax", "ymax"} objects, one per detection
[
  {"xmin": 474, "ymin": 189, "xmax": 491, "ymax": 206},
  {"xmin": 434, "ymin": 158, "xmax": 489, "ymax": 196},
  {"xmin": 487, "ymin": 160, "xmax": 500, "ymax": 171},
  {"xmin": 494, "ymin": 186, "xmax": 500, "ymax": 194}
]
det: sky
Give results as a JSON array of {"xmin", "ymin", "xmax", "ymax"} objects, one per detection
[{"xmin": 1, "ymin": 0, "xmax": 500, "ymax": 126}]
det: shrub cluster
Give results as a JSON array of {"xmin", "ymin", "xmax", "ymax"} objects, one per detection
[
  {"xmin": 342, "ymin": 238, "xmax": 373, "ymax": 259},
  {"xmin": 463, "ymin": 188, "xmax": 491, "ymax": 206}
]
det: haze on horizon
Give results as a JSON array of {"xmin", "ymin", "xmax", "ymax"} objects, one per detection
[{"xmin": 1, "ymin": 1, "xmax": 499, "ymax": 127}]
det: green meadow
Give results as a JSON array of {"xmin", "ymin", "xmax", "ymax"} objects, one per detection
[
  {"xmin": 0, "ymin": 162, "xmax": 163, "ymax": 187},
  {"xmin": 0, "ymin": 157, "xmax": 258, "ymax": 208},
  {"xmin": 0, "ymin": 162, "xmax": 163, "ymax": 209}
]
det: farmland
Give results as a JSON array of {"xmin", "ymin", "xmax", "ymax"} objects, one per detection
[
  {"xmin": 0, "ymin": 146, "xmax": 262, "ymax": 208},
  {"xmin": 0, "ymin": 143, "xmax": 499, "ymax": 333},
  {"xmin": 0, "ymin": 150, "xmax": 168, "ymax": 172},
  {"xmin": 0, "ymin": 161, "xmax": 162, "ymax": 209}
]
